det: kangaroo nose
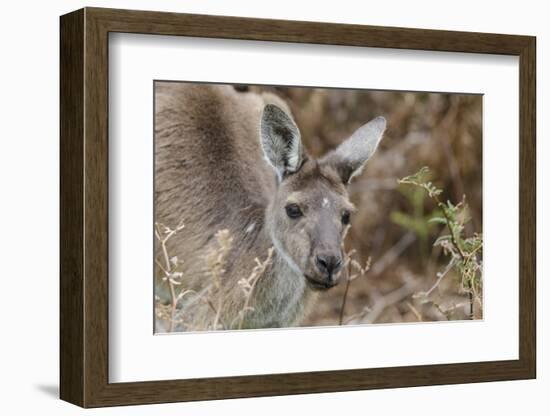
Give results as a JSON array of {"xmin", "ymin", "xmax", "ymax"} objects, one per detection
[{"xmin": 315, "ymin": 254, "xmax": 343, "ymax": 276}]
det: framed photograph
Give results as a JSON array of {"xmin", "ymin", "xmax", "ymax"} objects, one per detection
[{"xmin": 60, "ymin": 7, "xmax": 536, "ymax": 408}]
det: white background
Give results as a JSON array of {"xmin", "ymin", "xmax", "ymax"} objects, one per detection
[
  {"xmin": 0, "ymin": 0, "xmax": 546, "ymax": 414},
  {"xmin": 110, "ymin": 34, "xmax": 519, "ymax": 382}
]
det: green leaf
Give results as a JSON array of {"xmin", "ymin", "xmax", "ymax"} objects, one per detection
[{"xmin": 434, "ymin": 234, "xmax": 452, "ymax": 247}]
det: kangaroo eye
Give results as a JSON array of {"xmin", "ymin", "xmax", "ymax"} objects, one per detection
[
  {"xmin": 285, "ymin": 204, "xmax": 303, "ymax": 219},
  {"xmin": 342, "ymin": 211, "xmax": 351, "ymax": 225}
]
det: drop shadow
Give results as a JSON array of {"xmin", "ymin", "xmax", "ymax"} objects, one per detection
[{"xmin": 35, "ymin": 384, "xmax": 59, "ymax": 399}]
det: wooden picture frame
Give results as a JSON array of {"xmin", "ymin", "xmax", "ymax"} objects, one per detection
[{"xmin": 60, "ymin": 7, "xmax": 536, "ymax": 408}]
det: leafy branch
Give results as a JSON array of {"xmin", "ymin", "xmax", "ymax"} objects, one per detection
[{"xmin": 399, "ymin": 167, "xmax": 482, "ymax": 319}]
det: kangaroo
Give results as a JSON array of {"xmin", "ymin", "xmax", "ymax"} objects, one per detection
[{"xmin": 155, "ymin": 82, "xmax": 386, "ymax": 331}]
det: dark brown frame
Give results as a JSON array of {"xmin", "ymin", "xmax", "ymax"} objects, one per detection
[{"xmin": 60, "ymin": 7, "xmax": 536, "ymax": 408}]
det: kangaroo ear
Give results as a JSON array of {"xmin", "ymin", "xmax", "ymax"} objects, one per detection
[
  {"xmin": 321, "ymin": 116, "xmax": 386, "ymax": 184},
  {"xmin": 260, "ymin": 104, "xmax": 305, "ymax": 181}
]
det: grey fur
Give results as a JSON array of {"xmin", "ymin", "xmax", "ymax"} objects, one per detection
[
  {"xmin": 321, "ymin": 116, "xmax": 386, "ymax": 183},
  {"xmin": 260, "ymin": 104, "xmax": 304, "ymax": 181},
  {"xmin": 155, "ymin": 83, "xmax": 384, "ymax": 331}
]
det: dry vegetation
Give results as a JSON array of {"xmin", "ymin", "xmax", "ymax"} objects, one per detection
[
  {"xmin": 155, "ymin": 86, "xmax": 483, "ymax": 331},
  {"xmin": 155, "ymin": 224, "xmax": 275, "ymax": 332}
]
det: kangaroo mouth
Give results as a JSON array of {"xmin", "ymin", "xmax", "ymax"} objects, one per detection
[{"xmin": 304, "ymin": 275, "xmax": 337, "ymax": 291}]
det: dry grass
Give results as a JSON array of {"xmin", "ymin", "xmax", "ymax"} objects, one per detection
[{"xmin": 155, "ymin": 224, "xmax": 274, "ymax": 332}]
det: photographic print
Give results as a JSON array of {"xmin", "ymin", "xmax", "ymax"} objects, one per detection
[{"xmin": 154, "ymin": 81, "xmax": 483, "ymax": 333}]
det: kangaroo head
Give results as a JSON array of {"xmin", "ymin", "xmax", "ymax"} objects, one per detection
[{"xmin": 260, "ymin": 104, "xmax": 386, "ymax": 291}]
